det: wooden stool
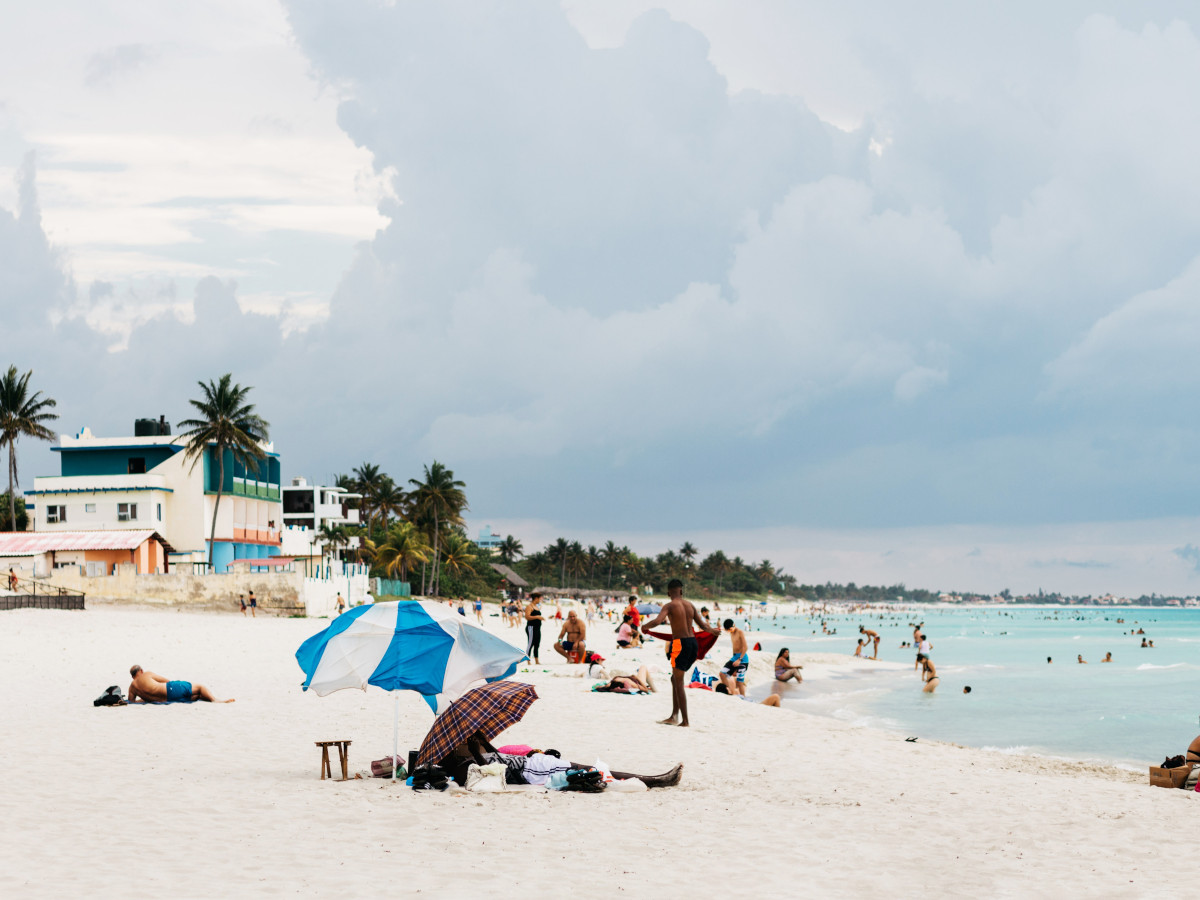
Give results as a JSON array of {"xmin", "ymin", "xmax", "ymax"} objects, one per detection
[{"xmin": 316, "ymin": 740, "xmax": 352, "ymax": 781}]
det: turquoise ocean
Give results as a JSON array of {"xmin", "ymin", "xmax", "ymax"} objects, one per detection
[{"xmin": 748, "ymin": 606, "xmax": 1200, "ymax": 767}]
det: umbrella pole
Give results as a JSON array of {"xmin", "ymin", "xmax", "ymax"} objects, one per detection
[{"xmin": 393, "ymin": 692, "xmax": 399, "ymax": 781}]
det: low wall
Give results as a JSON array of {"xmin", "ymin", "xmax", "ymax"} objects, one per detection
[{"xmin": 41, "ymin": 567, "xmax": 363, "ymax": 618}]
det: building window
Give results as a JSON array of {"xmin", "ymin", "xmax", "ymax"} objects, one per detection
[
  {"xmin": 84, "ymin": 503, "xmax": 96, "ymax": 513},
  {"xmin": 128, "ymin": 457, "xmax": 146, "ymax": 474},
  {"xmin": 46, "ymin": 505, "xmax": 66, "ymax": 523},
  {"xmin": 157, "ymin": 503, "xmax": 162, "ymax": 521},
  {"xmin": 118, "ymin": 502, "xmax": 138, "ymax": 522}
]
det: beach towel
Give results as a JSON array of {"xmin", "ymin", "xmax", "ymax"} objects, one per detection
[{"xmin": 645, "ymin": 630, "xmax": 718, "ymax": 659}]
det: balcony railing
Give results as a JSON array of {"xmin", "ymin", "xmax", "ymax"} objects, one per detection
[{"xmin": 231, "ymin": 478, "xmax": 281, "ymax": 501}]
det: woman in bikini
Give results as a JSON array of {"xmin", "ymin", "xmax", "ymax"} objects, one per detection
[
  {"xmin": 918, "ymin": 653, "xmax": 939, "ymax": 693},
  {"xmin": 594, "ymin": 665, "xmax": 657, "ymax": 694},
  {"xmin": 774, "ymin": 648, "xmax": 803, "ymax": 684}
]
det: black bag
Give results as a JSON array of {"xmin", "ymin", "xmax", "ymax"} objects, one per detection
[
  {"xmin": 410, "ymin": 764, "xmax": 449, "ymax": 792},
  {"xmin": 563, "ymin": 768, "xmax": 606, "ymax": 792},
  {"xmin": 94, "ymin": 685, "xmax": 126, "ymax": 707}
]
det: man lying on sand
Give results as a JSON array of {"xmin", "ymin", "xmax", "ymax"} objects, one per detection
[
  {"xmin": 128, "ymin": 665, "xmax": 234, "ymax": 703},
  {"xmin": 439, "ymin": 731, "xmax": 683, "ymax": 789}
]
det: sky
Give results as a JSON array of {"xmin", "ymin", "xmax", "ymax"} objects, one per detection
[{"xmin": 3, "ymin": 0, "xmax": 1200, "ymax": 596}]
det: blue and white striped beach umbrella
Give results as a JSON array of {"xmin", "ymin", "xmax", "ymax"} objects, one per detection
[{"xmin": 295, "ymin": 600, "xmax": 527, "ymax": 712}]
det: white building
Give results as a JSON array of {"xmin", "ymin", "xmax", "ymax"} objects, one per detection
[
  {"xmin": 280, "ymin": 477, "xmax": 361, "ymax": 564},
  {"xmin": 28, "ymin": 422, "xmax": 282, "ymax": 573},
  {"xmin": 475, "ymin": 525, "xmax": 503, "ymax": 551}
]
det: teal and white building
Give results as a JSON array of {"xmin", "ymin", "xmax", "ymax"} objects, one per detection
[{"xmin": 27, "ymin": 421, "xmax": 282, "ymax": 573}]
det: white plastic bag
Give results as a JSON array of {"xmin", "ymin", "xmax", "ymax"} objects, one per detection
[{"xmin": 606, "ymin": 778, "xmax": 648, "ymax": 792}]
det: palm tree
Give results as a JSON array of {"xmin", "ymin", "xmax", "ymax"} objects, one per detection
[
  {"xmin": 599, "ymin": 540, "xmax": 622, "ymax": 589},
  {"xmin": 439, "ymin": 531, "xmax": 478, "ymax": 582},
  {"xmin": 756, "ymin": 559, "xmax": 777, "ymax": 591},
  {"xmin": 567, "ymin": 540, "xmax": 586, "ymax": 588},
  {"xmin": 524, "ymin": 550, "xmax": 552, "ymax": 583},
  {"xmin": 317, "ymin": 523, "xmax": 350, "ymax": 564},
  {"xmin": 498, "ymin": 535, "xmax": 524, "ymax": 566},
  {"xmin": 622, "ymin": 549, "xmax": 644, "ymax": 589},
  {"xmin": 549, "ymin": 537, "xmax": 570, "ymax": 588},
  {"xmin": 372, "ymin": 476, "xmax": 408, "ymax": 534},
  {"xmin": 352, "ymin": 463, "xmax": 385, "ymax": 538},
  {"xmin": 0, "ymin": 367, "xmax": 58, "ymax": 531},
  {"xmin": 706, "ymin": 550, "xmax": 732, "ymax": 594},
  {"xmin": 375, "ymin": 521, "xmax": 431, "ymax": 583},
  {"xmin": 586, "ymin": 544, "xmax": 600, "ymax": 585},
  {"xmin": 408, "ymin": 461, "xmax": 467, "ymax": 597},
  {"xmin": 347, "ymin": 531, "xmax": 376, "ymax": 569},
  {"xmin": 178, "ymin": 374, "xmax": 269, "ymax": 569},
  {"xmin": 679, "ymin": 541, "xmax": 698, "ymax": 568}
]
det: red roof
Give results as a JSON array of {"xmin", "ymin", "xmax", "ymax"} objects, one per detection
[{"xmin": 0, "ymin": 530, "xmax": 173, "ymax": 553}]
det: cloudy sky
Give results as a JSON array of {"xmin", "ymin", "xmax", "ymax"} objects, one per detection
[{"xmin": 3, "ymin": 0, "xmax": 1200, "ymax": 596}]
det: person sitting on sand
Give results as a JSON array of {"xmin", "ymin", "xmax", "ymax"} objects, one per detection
[
  {"xmin": 774, "ymin": 648, "xmax": 803, "ymax": 683},
  {"xmin": 616, "ymin": 615, "xmax": 636, "ymax": 648},
  {"xmin": 127, "ymin": 665, "xmax": 234, "ymax": 703},
  {"xmin": 594, "ymin": 665, "xmax": 656, "ymax": 694},
  {"xmin": 917, "ymin": 654, "xmax": 939, "ymax": 693},
  {"xmin": 854, "ymin": 638, "xmax": 865, "ymax": 657},
  {"xmin": 553, "ymin": 609, "xmax": 587, "ymax": 663}
]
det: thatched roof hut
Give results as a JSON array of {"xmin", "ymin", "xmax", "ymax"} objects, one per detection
[{"xmin": 489, "ymin": 563, "xmax": 528, "ymax": 588}]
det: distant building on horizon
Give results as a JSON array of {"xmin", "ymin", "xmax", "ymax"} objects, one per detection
[
  {"xmin": 26, "ymin": 418, "xmax": 282, "ymax": 573},
  {"xmin": 475, "ymin": 525, "xmax": 503, "ymax": 551}
]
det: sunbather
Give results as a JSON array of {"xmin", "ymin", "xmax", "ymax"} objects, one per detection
[
  {"xmin": 774, "ymin": 648, "xmax": 803, "ymax": 683},
  {"xmin": 593, "ymin": 665, "xmax": 656, "ymax": 693},
  {"xmin": 438, "ymin": 730, "xmax": 683, "ymax": 788},
  {"xmin": 127, "ymin": 665, "xmax": 234, "ymax": 703}
]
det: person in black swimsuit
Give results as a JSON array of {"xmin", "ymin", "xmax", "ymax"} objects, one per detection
[{"xmin": 524, "ymin": 592, "xmax": 545, "ymax": 664}]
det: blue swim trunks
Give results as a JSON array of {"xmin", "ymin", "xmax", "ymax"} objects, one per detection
[{"xmin": 165, "ymin": 680, "xmax": 193, "ymax": 702}]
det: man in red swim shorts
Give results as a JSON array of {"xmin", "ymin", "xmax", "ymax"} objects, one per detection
[{"xmin": 640, "ymin": 579, "xmax": 719, "ymax": 728}]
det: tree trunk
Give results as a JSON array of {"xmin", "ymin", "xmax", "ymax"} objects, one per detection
[
  {"xmin": 431, "ymin": 510, "xmax": 441, "ymax": 597},
  {"xmin": 208, "ymin": 447, "xmax": 224, "ymax": 570},
  {"xmin": 7, "ymin": 441, "xmax": 15, "ymax": 532}
]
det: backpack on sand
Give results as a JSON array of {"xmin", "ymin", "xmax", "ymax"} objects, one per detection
[{"xmin": 93, "ymin": 685, "xmax": 126, "ymax": 707}]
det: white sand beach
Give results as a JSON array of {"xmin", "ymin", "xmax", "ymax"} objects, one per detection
[{"xmin": 3, "ymin": 602, "xmax": 1197, "ymax": 898}]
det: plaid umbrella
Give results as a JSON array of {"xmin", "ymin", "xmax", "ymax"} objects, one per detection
[{"xmin": 416, "ymin": 681, "xmax": 538, "ymax": 769}]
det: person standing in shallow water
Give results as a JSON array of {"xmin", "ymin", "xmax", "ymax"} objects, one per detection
[{"xmin": 640, "ymin": 579, "xmax": 719, "ymax": 728}]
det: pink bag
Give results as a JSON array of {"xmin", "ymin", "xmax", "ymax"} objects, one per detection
[{"xmin": 497, "ymin": 744, "xmax": 533, "ymax": 756}]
